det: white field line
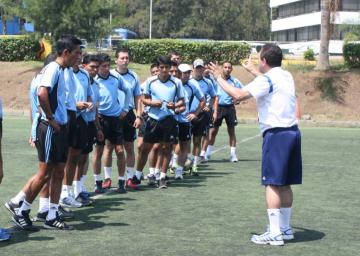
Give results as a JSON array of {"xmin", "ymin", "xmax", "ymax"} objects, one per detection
[{"xmin": 210, "ymin": 134, "xmax": 261, "ymax": 155}]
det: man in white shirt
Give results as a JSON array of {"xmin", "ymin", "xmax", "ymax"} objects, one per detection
[{"xmin": 209, "ymin": 43, "xmax": 302, "ymax": 246}]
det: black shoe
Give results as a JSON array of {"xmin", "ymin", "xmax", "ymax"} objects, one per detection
[
  {"xmin": 116, "ymin": 180, "xmax": 127, "ymax": 194},
  {"xmin": 58, "ymin": 205, "xmax": 74, "ymax": 219},
  {"xmin": 12, "ymin": 210, "xmax": 39, "ymax": 231},
  {"xmin": 132, "ymin": 176, "xmax": 141, "ymax": 185},
  {"xmin": 32, "ymin": 211, "xmax": 48, "ymax": 222},
  {"xmin": 147, "ymin": 174, "xmax": 156, "ymax": 186},
  {"xmin": 5, "ymin": 200, "xmax": 23, "ymax": 216},
  {"xmin": 158, "ymin": 178, "xmax": 167, "ymax": 189},
  {"xmin": 43, "ymin": 214, "xmax": 73, "ymax": 230},
  {"xmin": 94, "ymin": 180, "xmax": 105, "ymax": 194},
  {"xmin": 75, "ymin": 192, "xmax": 93, "ymax": 206}
]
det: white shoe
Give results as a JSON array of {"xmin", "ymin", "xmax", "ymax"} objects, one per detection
[
  {"xmin": 60, "ymin": 196, "xmax": 82, "ymax": 208},
  {"xmin": 250, "ymin": 231, "xmax": 284, "ymax": 246},
  {"xmin": 230, "ymin": 155, "xmax": 238, "ymax": 162},
  {"xmin": 281, "ymin": 228, "xmax": 294, "ymax": 240},
  {"xmin": 174, "ymin": 170, "xmax": 184, "ymax": 180}
]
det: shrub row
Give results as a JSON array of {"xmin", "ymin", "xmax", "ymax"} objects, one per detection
[
  {"xmin": 118, "ymin": 39, "xmax": 251, "ymax": 64},
  {"xmin": 343, "ymin": 42, "xmax": 360, "ymax": 68},
  {"xmin": 0, "ymin": 37, "xmax": 41, "ymax": 61}
]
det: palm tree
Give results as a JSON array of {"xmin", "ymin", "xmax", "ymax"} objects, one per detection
[{"xmin": 316, "ymin": 0, "xmax": 340, "ymax": 71}]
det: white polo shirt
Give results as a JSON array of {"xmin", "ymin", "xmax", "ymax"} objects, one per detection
[{"xmin": 244, "ymin": 67, "xmax": 297, "ymax": 134}]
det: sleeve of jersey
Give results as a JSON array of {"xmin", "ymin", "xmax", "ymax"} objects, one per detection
[
  {"xmin": 39, "ymin": 64, "xmax": 58, "ymax": 90},
  {"xmin": 133, "ymin": 75, "xmax": 141, "ymax": 97},
  {"xmin": 143, "ymin": 79, "xmax": 151, "ymax": 96},
  {"xmin": 195, "ymin": 85, "xmax": 205, "ymax": 101},
  {"xmin": 177, "ymin": 80, "xmax": 185, "ymax": 100},
  {"xmin": 208, "ymin": 82, "xmax": 216, "ymax": 97},
  {"xmin": 119, "ymin": 78, "xmax": 130, "ymax": 113},
  {"xmin": 243, "ymin": 75, "xmax": 270, "ymax": 100}
]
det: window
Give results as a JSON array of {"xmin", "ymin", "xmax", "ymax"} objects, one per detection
[{"xmin": 342, "ymin": 0, "xmax": 360, "ymax": 11}]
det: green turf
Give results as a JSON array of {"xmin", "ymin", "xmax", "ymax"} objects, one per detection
[{"xmin": 0, "ymin": 117, "xmax": 359, "ymax": 255}]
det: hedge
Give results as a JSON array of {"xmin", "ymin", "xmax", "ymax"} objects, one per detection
[
  {"xmin": 0, "ymin": 37, "xmax": 41, "ymax": 61},
  {"xmin": 343, "ymin": 42, "xmax": 360, "ymax": 68},
  {"xmin": 118, "ymin": 39, "xmax": 251, "ymax": 64}
]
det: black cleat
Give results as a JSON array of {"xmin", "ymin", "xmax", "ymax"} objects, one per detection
[
  {"xmin": 58, "ymin": 205, "xmax": 75, "ymax": 219},
  {"xmin": 158, "ymin": 178, "xmax": 167, "ymax": 189},
  {"xmin": 116, "ymin": 180, "xmax": 127, "ymax": 194},
  {"xmin": 12, "ymin": 210, "xmax": 39, "ymax": 231},
  {"xmin": 94, "ymin": 180, "xmax": 105, "ymax": 194},
  {"xmin": 43, "ymin": 214, "xmax": 73, "ymax": 230},
  {"xmin": 5, "ymin": 200, "xmax": 22, "ymax": 216},
  {"xmin": 32, "ymin": 211, "xmax": 48, "ymax": 222}
]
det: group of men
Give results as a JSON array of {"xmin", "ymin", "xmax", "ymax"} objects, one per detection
[{"xmin": 2, "ymin": 34, "xmax": 302, "ymax": 247}]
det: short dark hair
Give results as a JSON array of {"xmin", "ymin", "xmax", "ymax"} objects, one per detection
[
  {"xmin": 55, "ymin": 34, "xmax": 82, "ymax": 56},
  {"xmin": 168, "ymin": 50, "xmax": 180, "ymax": 57},
  {"xmin": 115, "ymin": 47, "xmax": 130, "ymax": 58},
  {"xmin": 170, "ymin": 61, "xmax": 178, "ymax": 67},
  {"xmin": 82, "ymin": 54, "xmax": 99, "ymax": 65},
  {"xmin": 97, "ymin": 53, "xmax": 111, "ymax": 64},
  {"xmin": 222, "ymin": 61, "xmax": 233, "ymax": 66},
  {"xmin": 150, "ymin": 63, "xmax": 158, "ymax": 70},
  {"xmin": 155, "ymin": 55, "xmax": 171, "ymax": 66},
  {"xmin": 260, "ymin": 43, "xmax": 283, "ymax": 68}
]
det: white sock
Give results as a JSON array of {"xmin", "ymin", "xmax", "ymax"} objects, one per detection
[
  {"xmin": 11, "ymin": 191, "xmax": 26, "ymax": 205},
  {"xmin": 17, "ymin": 200, "xmax": 31, "ymax": 215},
  {"xmin": 94, "ymin": 174, "xmax": 102, "ymax": 182},
  {"xmin": 172, "ymin": 154, "xmax": 178, "ymax": 168},
  {"xmin": 193, "ymin": 156, "xmax": 199, "ymax": 166},
  {"xmin": 149, "ymin": 167, "xmax": 155, "ymax": 175},
  {"xmin": 230, "ymin": 147, "xmax": 236, "ymax": 156},
  {"xmin": 160, "ymin": 172, "xmax": 166, "ymax": 179},
  {"xmin": 104, "ymin": 166, "xmax": 112, "ymax": 179},
  {"xmin": 80, "ymin": 175, "xmax": 87, "ymax": 191},
  {"xmin": 206, "ymin": 145, "xmax": 213, "ymax": 156},
  {"xmin": 73, "ymin": 181, "xmax": 82, "ymax": 198},
  {"xmin": 46, "ymin": 203, "xmax": 59, "ymax": 221},
  {"xmin": 135, "ymin": 170, "xmax": 142, "ymax": 180},
  {"xmin": 267, "ymin": 208, "xmax": 281, "ymax": 235},
  {"xmin": 155, "ymin": 169, "xmax": 161, "ymax": 180},
  {"xmin": 280, "ymin": 207, "xmax": 292, "ymax": 230},
  {"xmin": 127, "ymin": 167, "xmax": 135, "ymax": 179},
  {"xmin": 60, "ymin": 185, "xmax": 72, "ymax": 199},
  {"xmin": 38, "ymin": 197, "xmax": 50, "ymax": 213},
  {"xmin": 118, "ymin": 176, "xmax": 125, "ymax": 181},
  {"xmin": 200, "ymin": 150, "xmax": 206, "ymax": 157}
]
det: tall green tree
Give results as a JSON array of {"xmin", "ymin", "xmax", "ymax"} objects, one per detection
[{"xmin": 0, "ymin": 0, "xmax": 22, "ymax": 34}]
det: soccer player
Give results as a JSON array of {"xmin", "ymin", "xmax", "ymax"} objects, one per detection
[
  {"xmin": 189, "ymin": 59, "xmax": 216, "ymax": 175},
  {"xmin": 10, "ymin": 35, "xmax": 82, "ymax": 231},
  {"xmin": 209, "ymin": 43, "xmax": 302, "ymax": 246},
  {"xmin": 0, "ymin": 97, "xmax": 11, "ymax": 241},
  {"xmin": 207, "ymin": 61, "xmax": 243, "ymax": 162},
  {"xmin": 102, "ymin": 48, "xmax": 141, "ymax": 190},
  {"xmin": 173, "ymin": 64, "xmax": 205, "ymax": 179},
  {"xmin": 168, "ymin": 50, "xmax": 182, "ymax": 64},
  {"xmin": 132, "ymin": 55, "xmax": 185, "ymax": 189},
  {"xmin": 92, "ymin": 53, "xmax": 131, "ymax": 194}
]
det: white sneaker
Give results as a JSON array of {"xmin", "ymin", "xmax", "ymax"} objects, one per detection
[
  {"xmin": 230, "ymin": 155, "xmax": 238, "ymax": 162},
  {"xmin": 281, "ymin": 228, "xmax": 294, "ymax": 240},
  {"xmin": 174, "ymin": 170, "xmax": 183, "ymax": 180},
  {"xmin": 204, "ymin": 154, "xmax": 211, "ymax": 161},
  {"xmin": 60, "ymin": 196, "xmax": 82, "ymax": 208},
  {"xmin": 251, "ymin": 231, "xmax": 284, "ymax": 246}
]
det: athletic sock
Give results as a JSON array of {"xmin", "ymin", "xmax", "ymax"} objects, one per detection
[
  {"xmin": 280, "ymin": 207, "xmax": 292, "ymax": 230},
  {"xmin": 193, "ymin": 156, "xmax": 199, "ymax": 167},
  {"xmin": 60, "ymin": 185, "xmax": 72, "ymax": 199},
  {"xmin": 46, "ymin": 203, "xmax": 59, "ymax": 221},
  {"xmin": 118, "ymin": 176, "xmax": 125, "ymax": 181},
  {"xmin": 94, "ymin": 174, "xmax": 102, "ymax": 182},
  {"xmin": 230, "ymin": 146, "xmax": 236, "ymax": 156},
  {"xmin": 200, "ymin": 150, "xmax": 206, "ymax": 157},
  {"xmin": 155, "ymin": 169, "xmax": 161, "ymax": 180},
  {"xmin": 104, "ymin": 166, "xmax": 112, "ymax": 179},
  {"xmin": 171, "ymin": 154, "xmax": 178, "ymax": 168},
  {"xmin": 17, "ymin": 200, "xmax": 31, "ymax": 216},
  {"xmin": 38, "ymin": 197, "xmax": 50, "ymax": 213},
  {"xmin": 267, "ymin": 208, "xmax": 281, "ymax": 235},
  {"xmin": 127, "ymin": 167, "xmax": 135, "ymax": 180},
  {"xmin": 149, "ymin": 167, "xmax": 155, "ymax": 175},
  {"xmin": 135, "ymin": 170, "xmax": 142, "ymax": 180},
  {"xmin": 80, "ymin": 175, "xmax": 87, "ymax": 191},
  {"xmin": 11, "ymin": 191, "xmax": 26, "ymax": 205},
  {"xmin": 160, "ymin": 172, "xmax": 166, "ymax": 179},
  {"xmin": 206, "ymin": 145, "xmax": 213, "ymax": 157},
  {"xmin": 73, "ymin": 181, "xmax": 82, "ymax": 198}
]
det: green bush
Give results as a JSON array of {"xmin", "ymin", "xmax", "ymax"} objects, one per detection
[
  {"xmin": 343, "ymin": 42, "xmax": 360, "ymax": 68},
  {"xmin": 303, "ymin": 48, "xmax": 315, "ymax": 61},
  {"xmin": 118, "ymin": 39, "xmax": 251, "ymax": 64},
  {"xmin": 0, "ymin": 37, "xmax": 41, "ymax": 61}
]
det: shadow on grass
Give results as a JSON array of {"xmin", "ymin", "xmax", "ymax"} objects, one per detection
[
  {"xmin": 289, "ymin": 226, "xmax": 326, "ymax": 243},
  {"xmin": 0, "ymin": 226, "xmax": 54, "ymax": 247}
]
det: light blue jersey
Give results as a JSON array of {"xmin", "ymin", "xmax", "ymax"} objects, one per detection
[
  {"xmin": 144, "ymin": 75, "xmax": 185, "ymax": 121},
  {"xmin": 0, "ymin": 96, "xmax": 2, "ymax": 119},
  {"xmin": 84, "ymin": 78, "xmax": 100, "ymax": 122},
  {"xmin": 73, "ymin": 68, "xmax": 92, "ymax": 121},
  {"xmin": 216, "ymin": 76, "xmax": 243, "ymax": 105},
  {"xmin": 140, "ymin": 81, "xmax": 149, "ymax": 113},
  {"xmin": 112, "ymin": 69, "xmax": 140, "ymax": 110},
  {"xmin": 176, "ymin": 80, "xmax": 204, "ymax": 123},
  {"xmin": 190, "ymin": 77, "xmax": 216, "ymax": 108},
  {"xmin": 64, "ymin": 67, "xmax": 77, "ymax": 111},
  {"xmin": 29, "ymin": 73, "xmax": 43, "ymax": 141},
  {"xmin": 96, "ymin": 72, "xmax": 130, "ymax": 117},
  {"xmin": 38, "ymin": 61, "xmax": 68, "ymax": 125}
]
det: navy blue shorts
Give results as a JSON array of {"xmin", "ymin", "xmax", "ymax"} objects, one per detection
[{"xmin": 261, "ymin": 125, "xmax": 302, "ymax": 186}]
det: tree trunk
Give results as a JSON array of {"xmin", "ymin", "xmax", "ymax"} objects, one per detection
[
  {"xmin": 1, "ymin": 16, "xmax": 7, "ymax": 35},
  {"xmin": 316, "ymin": 0, "xmax": 331, "ymax": 71}
]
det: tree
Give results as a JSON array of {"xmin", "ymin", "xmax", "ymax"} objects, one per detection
[
  {"xmin": 0, "ymin": 0, "xmax": 22, "ymax": 34},
  {"xmin": 316, "ymin": 0, "xmax": 339, "ymax": 71}
]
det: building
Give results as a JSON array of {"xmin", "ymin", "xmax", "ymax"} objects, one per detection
[
  {"xmin": 0, "ymin": 16, "xmax": 34, "ymax": 35},
  {"xmin": 270, "ymin": 0, "xmax": 360, "ymax": 42}
]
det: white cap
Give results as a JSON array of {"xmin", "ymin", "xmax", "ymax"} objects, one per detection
[
  {"xmin": 193, "ymin": 58, "xmax": 204, "ymax": 68},
  {"xmin": 178, "ymin": 63, "xmax": 192, "ymax": 73}
]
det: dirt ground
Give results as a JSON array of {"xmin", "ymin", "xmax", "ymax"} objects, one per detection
[{"xmin": 0, "ymin": 61, "xmax": 359, "ymax": 122}]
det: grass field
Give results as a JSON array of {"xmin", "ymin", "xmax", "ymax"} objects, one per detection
[{"xmin": 0, "ymin": 117, "xmax": 359, "ymax": 255}]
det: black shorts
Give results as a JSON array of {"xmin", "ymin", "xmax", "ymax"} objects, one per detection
[
  {"xmin": 82, "ymin": 121, "xmax": 97, "ymax": 154},
  {"xmin": 178, "ymin": 122, "xmax": 192, "ymax": 142},
  {"xmin": 144, "ymin": 116, "xmax": 178, "ymax": 144},
  {"xmin": 138, "ymin": 112, "xmax": 148, "ymax": 138},
  {"xmin": 123, "ymin": 110, "xmax": 137, "ymax": 142},
  {"xmin": 213, "ymin": 105, "xmax": 238, "ymax": 128},
  {"xmin": 191, "ymin": 111, "xmax": 210, "ymax": 137},
  {"xmin": 98, "ymin": 115, "xmax": 124, "ymax": 145},
  {"xmin": 68, "ymin": 114, "xmax": 88, "ymax": 150},
  {"xmin": 36, "ymin": 121, "xmax": 68, "ymax": 164}
]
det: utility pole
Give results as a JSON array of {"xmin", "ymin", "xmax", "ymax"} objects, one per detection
[{"xmin": 149, "ymin": 0, "xmax": 153, "ymax": 39}]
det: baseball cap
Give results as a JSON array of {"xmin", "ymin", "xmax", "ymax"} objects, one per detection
[
  {"xmin": 178, "ymin": 63, "xmax": 192, "ymax": 73},
  {"xmin": 193, "ymin": 58, "xmax": 204, "ymax": 68}
]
